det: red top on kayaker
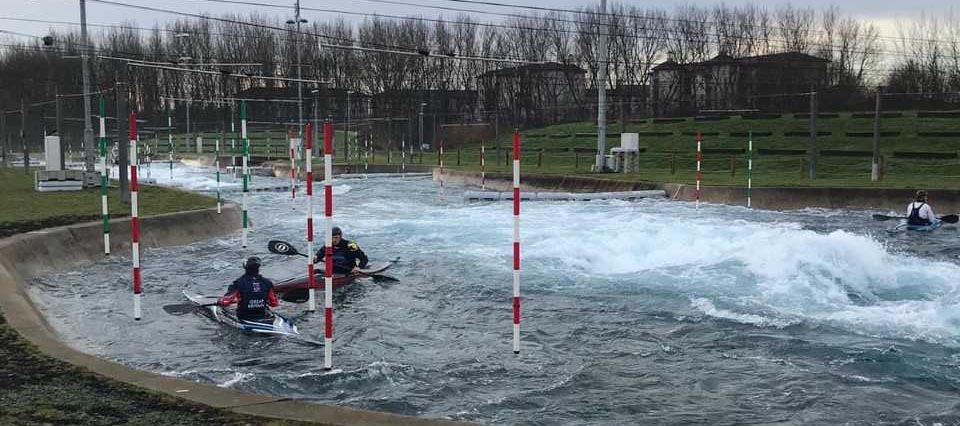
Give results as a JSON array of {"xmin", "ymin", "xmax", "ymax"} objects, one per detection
[
  {"xmin": 906, "ymin": 190, "xmax": 938, "ymax": 226},
  {"xmin": 218, "ymin": 256, "xmax": 279, "ymax": 320},
  {"xmin": 314, "ymin": 226, "xmax": 369, "ymax": 274}
]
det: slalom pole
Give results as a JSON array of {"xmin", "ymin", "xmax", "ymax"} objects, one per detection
[
  {"xmin": 439, "ymin": 140, "xmax": 444, "ymax": 191},
  {"xmin": 481, "ymin": 142, "xmax": 486, "ymax": 191},
  {"xmin": 695, "ymin": 132, "xmax": 702, "ymax": 210},
  {"xmin": 747, "ymin": 131, "xmax": 753, "ymax": 208},
  {"xmin": 305, "ymin": 122, "xmax": 316, "ymax": 312},
  {"xmin": 512, "ymin": 131, "xmax": 521, "ymax": 354},
  {"xmin": 290, "ymin": 130, "xmax": 297, "ymax": 199},
  {"xmin": 323, "ymin": 120, "xmax": 334, "ymax": 370},
  {"xmin": 216, "ymin": 135, "xmax": 221, "ymax": 214},
  {"xmin": 129, "ymin": 113, "xmax": 141, "ymax": 320},
  {"xmin": 168, "ymin": 109, "xmax": 174, "ymax": 180},
  {"xmin": 241, "ymin": 101, "xmax": 249, "ymax": 248},
  {"xmin": 364, "ymin": 134, "xmax": 369, "ymax": 173},
  {"xmin": 98, "ymin": 94, "xmax": 109, "ymax": 255},
  {"xmin": 230, "ymin": 118, "xmax": 237, "ymax": 179},
  {"xmin": 401, "ymin": 137, "xmax": 406, "ymax": 175}
]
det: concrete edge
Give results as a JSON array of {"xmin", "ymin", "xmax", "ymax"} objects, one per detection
[
  {"xmin": 0, "ymin": 204, "xmax": 475, "ymax": 426},
  {"xmin": 438, "ymin": 169, "xmax": 960, "ymax": 212}
]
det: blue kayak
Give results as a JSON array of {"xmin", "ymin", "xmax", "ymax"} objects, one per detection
[{"xmin": 890, "ymin": 219, "xmax": 942, "ymax": 233}]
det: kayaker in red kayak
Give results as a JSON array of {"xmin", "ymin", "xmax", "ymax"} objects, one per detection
[
  {"xmin": 314, "ymin": 227, "xmax": 369, "ymax": 274},
  {"xmin": 218, "ymin": 257, "xmax": 279, "ymax": 321}
]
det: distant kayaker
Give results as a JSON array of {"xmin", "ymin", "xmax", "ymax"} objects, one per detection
[
  {"xmin": 314, "ymin": 226, "xmax": 369, "ymax": 274},
  {"xmin": 906, "ymin": 190, "xmax": 938, "ymax": 226},
  {"xmin": 218, "ymin": 256, "xmax": 279, "ymax": 321}
]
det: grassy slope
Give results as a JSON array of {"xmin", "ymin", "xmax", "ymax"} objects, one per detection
[{"xmin": 373, "ymin": 113, "xmax": 960, "ymax": 189}]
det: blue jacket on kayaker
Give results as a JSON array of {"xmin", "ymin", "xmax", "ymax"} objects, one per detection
[
  {"xmin": 219, "ymin": 257, "xmax": 279, "ymax": 320},
  {"xmin": 314, "ymin": 227, "xmax": 368, "ymax": 274},
  {"xmin": 907, "ymin": 190, "xmax": 938, "ymax": 226}
]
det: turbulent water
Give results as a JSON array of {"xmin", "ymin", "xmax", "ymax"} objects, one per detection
[{"xmin": 28, "ymin": 163, "xmax": 960, "ymax": 425}]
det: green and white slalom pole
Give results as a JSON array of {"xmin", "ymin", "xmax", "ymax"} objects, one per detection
[
  {"xmin": 98, "ymin": 94, "xmax": 110, "ymax": 255},
  {"xmin": 216, "ymin": 134, "xmax": 222, "ymax": 214},
  {"xmin": 241, "ymin": 101, "xmax": 249, "ymax": 248},
  {"xmin": 231, "ymin": 115, "xmax": 237, "ymax": 179},
  {"xmin": 167, "ymin": 110, "xmax": 174, "ymax": 180},
  {"xmin": 747, "ymin": 131, "xmax": 753, "ymax": 208}
]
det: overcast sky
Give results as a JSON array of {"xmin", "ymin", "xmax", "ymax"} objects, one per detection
[{"xmin": 1, "ymin": 0, "xmax": 957, "ymax": 43}]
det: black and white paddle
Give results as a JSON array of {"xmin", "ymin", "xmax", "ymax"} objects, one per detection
[
  {"xmin": 872, "ymin": 214, "xmax": 959, "ymax": 223},
  {"xmin": 268, "ymin": 239, "xmax": 400, "ymax": 282}
]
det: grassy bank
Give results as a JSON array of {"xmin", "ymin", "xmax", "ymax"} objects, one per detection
[
  {"xmin": 0, "ymin": 166, "xmax": 311, "ymax": 425},
  {"xmin": 329, "ymin": 113, "xmax": 960, "ymax": 189},
  {"xmin": 0, "ymin": 168, "xmax": 216, "ymax": 237}
]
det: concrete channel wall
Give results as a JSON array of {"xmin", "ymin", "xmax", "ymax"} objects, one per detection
[
  {"xmin": 439, "ymin": 169, "xmax": 960, "ymax": 213},
  {"xmin": 0, "ymin": 204, "xmax": 472, "ymax": 426}
]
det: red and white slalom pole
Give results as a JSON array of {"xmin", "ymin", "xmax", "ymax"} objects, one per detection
[
  {"xmin": 323, "ymin": 120, "xmax": 334, "ymax": 370},
  {"xmin": 512, "ymin": 131, "xmax": 521, "ymax": 354},
  {"xmin": 99, "ymin": 95, "xmax": 109, "ymax": 255},
  {"xmin": 481, "ymin": 142, "xmax": 486, "ymax": 191},
  {"xmin": 695, "ymin": 132, "xmax": 702, "ymax": 210},
  {"xmin": 305, "ymin": 122, "xmax": 317, "ymax": 312},
  {"xmin": 129, "ymin": 113, "xmax": 142, "ymax": 320}
]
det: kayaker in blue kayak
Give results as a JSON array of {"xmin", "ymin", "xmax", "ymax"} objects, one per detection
[
  {"xmin": 218, "ymin": 256, "xmax": 279, "ymax": 321},
  {"xmin": 314, "ymin": 226, "xmax": 369, "ymax": 274},
  {"xmin": 906, "ymin": 190, "xmax": 939, "ymax": 227}
]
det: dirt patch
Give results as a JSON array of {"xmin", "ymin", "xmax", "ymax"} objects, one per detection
[
  {"xmin": 0, "ymin": 215, "xmax": 107, "ymax": 239},
  {"xmin": 0, "ymin": 313, "xmax": 311, "ymax": 426}
]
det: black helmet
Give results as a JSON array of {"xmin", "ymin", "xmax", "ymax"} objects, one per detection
[
  {"xmin": 331, "ymin": 226, "xmax": 342, "ymax": 236},
  {"xmin": 916, "ymin": 190, "xmax": 928, "ymax": 202},
  {"xmin": 243, "ymin": 256, "xmax": 262, "ymax": 270}
]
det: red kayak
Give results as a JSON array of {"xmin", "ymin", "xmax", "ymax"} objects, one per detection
[{"xmin": 273, "ymin": 262, "xmax": 394, "ymax": 303}]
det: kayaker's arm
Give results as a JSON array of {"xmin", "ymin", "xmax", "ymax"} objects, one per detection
[
  {"xmin": 267, "ymin": 289, "xmax": 279, "ymax": 307},
  {"xmin": 218, "ymin": 290, "xmax": 240, "ymax": 306},
  {"xmin": 356, "ymin": 247, "xmax": 369, "ymax": 269}
]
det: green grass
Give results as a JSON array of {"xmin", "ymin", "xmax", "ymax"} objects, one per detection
[
  {"xmin": 0, "ymin": 167, "xmax": 216, "ymax": 232},
  {"xmin": 341, "ymin": 112, "xmax": 960, "ymax": 189}
]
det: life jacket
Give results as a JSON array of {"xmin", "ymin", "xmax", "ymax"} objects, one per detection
[
  {"xmin": 232, "ymin": 274, "xmax": 274, "ymax": 319},
  {"xmin": 908, "ymin": 202, "xmax": 931, "ymax": 226}
]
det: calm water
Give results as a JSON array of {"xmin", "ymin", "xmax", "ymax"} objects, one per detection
[{"xmin": 29, "ymin": 163, "xmax": 960, "ymax": 425}]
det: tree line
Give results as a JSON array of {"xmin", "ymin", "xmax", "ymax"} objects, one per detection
[{"xmin": 1, "ymin": 2, "xmax": 958, "ymax": 128}]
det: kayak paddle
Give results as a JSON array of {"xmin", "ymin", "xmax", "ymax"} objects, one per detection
[
  {"xmin": 268, "ymin": 240, "xmax": 308, "ymax": 257},
  {"xmin": 162, "ymin": 302, "xmax": 218, "ymax": 315},
  {"xmin": 873, "ymin": 214, "xmax": 958, "ymax": 223}
]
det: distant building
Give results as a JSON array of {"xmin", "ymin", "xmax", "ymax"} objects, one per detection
[
  {"xmin": 651, "ymin": 52, "xmax": 829, "ymax": 116},
  {"xmin": 233, "ymin": 86, "xmax": 370, "ymax": 125},
  {"xmin": 479, "ymin": 62, "xmax": 587, "ymax": 127}
]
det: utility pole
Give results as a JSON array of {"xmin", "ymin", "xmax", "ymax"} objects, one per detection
[
  {"xmin": 1, "ymin": 111, "xmax": 7, "ymax": 167},
  {"xmin": 80, "ymin": 0, "xmax": 96, "ymax": 183},
  {"xmin": 872, "ymin": 86, "xmax": 883, "ymax": 182},
  {"xmin": 419, "ymin": 102, "xmax": 425, "ymax": 151},
  {"xmin": 594, "ymin": 0, "xmax": 608, "ymax": 172},
  {"xmin": 21, "ymin": 99, "xmax": 28, "ymax": 174},
  {"xmin": 346, "ymin": 90, "xmax": 351, "ymax": 161},
  {"xmin": 117, "ymin": 78, "xmax": 130, "ymax": 202},
  {"xmin": 56, "ymin": 90, "xmax": 65, "ymax": 170},
  {"xmin": 808, "ymin": 88, "xmax": 817, "ymax": 180}
]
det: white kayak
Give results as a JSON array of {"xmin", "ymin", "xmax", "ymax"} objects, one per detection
[{"xmin": 183, "ymin": 290, "xmax": 300, "ymax": 337}]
